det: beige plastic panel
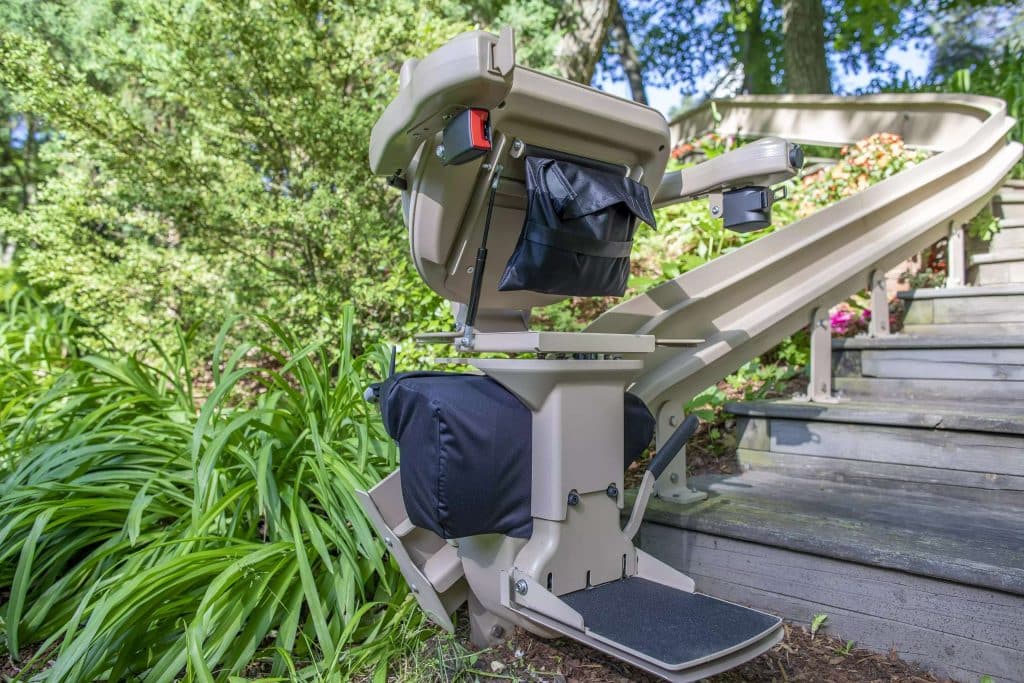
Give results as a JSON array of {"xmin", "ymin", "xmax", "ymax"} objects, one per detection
[
  {"xmin": 589, "ymin": 94, "xmax": 1022, "ymax": 412},
  {"xmin": 654, "ymin": 137, "xmax": 800, "ymax": 207},
  {"xmin": 372, "ymin": 28, "xmax": 671, "ymax": 326},
  {"xmin": 369, "ymin": 30, "xmax": 512, "ymax": 175}
]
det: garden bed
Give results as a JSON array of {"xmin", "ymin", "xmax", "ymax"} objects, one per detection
[{"xmin": 397, "ymin": 620, "xmax": 951, "ymax": 682}]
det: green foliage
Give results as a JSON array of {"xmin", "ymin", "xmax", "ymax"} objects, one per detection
[
  {"xmin": 810, "ymin": 613, "xmax": 829, "ymax": 638},
  {"xmin": 932, "ymin": 5, "xmax": 1023, "ymax": 130},
  {"xmin": 617, "ymin": 0, "xmax": 932, "ymax": 96},
  {"xmin": 0, "ymin": 1, "xmax": 459, "ymax": 356},
  {"xmin": 967, "ymin": 207, "xmax": 1002, "ymax": 242},
  {"xmin": 0, "ymin": 293, "xmax": 425, "ymax": 680}
]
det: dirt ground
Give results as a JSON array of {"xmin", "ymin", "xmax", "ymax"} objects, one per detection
[{"xmin": 400, "ymin": 621, "xmax": 952, "ymax": 683}]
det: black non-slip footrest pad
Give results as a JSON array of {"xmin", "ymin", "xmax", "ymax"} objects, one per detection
[{"xmin": 561, "ymin": 578, "xmax": 780, "ymax": 667}]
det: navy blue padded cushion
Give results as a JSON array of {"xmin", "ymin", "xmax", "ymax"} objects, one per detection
[{"xmin": 380, "ymin": 372, "xmax": 654, "ymax": 539}]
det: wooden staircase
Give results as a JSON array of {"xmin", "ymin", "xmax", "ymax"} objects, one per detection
[{"xmin": 635, "ymin": 185, "xmax": 1024, "ymax": 682}]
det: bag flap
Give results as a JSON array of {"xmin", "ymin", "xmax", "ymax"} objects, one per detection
[{"xmin": 539, "ymin": 158, "xmax": 657, "ymax": 228}]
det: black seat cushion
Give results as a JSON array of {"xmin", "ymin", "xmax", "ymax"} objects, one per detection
[
  {"xmin": 498, "ymin": 156, "xmax": 657, "ymax": 297},
  {"xmin": 379, "ymin": 372, "xmax": 655, "ymax": 539}
]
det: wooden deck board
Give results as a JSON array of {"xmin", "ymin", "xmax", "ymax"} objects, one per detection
[
  {"xmin": 639, "ymin": 526, "xmax": 1024, "ymax": 682},
  {"xmin": 642, "ymin": 471, "xmax": 1024, "ymax": 596}
]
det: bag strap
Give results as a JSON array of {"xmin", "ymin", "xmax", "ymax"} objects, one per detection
[{"xmin": 525, "ymin": 221, "xmax": 633, "ymax": 258}]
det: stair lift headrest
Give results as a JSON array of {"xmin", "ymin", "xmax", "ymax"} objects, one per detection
[{"xmin": 369, "ymin": 28, "xmax": 671, "ymax": 332}]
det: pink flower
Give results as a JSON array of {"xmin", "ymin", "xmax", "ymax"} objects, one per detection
[{"xmin": 830, "ymin": 309, "xmax": 854, "ymax": 335}]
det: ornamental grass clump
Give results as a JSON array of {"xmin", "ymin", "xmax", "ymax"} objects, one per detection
[{"xmin": 0, "ymin": 302, "xmax": 423, "ymax": 681}]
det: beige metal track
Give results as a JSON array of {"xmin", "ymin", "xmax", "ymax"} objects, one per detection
[{"xmin": 587, "ymin": 94, "xmax": 1022, "ymax": 411}]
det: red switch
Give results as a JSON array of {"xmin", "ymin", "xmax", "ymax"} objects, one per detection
[{"xmin": 441, "ymin": 108, "xmax": 492, "ymax": 165}]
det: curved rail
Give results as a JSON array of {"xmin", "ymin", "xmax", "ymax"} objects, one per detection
[{"xmin": 587, "ymin": 94, "xmax": 1021, "ymax": 414}]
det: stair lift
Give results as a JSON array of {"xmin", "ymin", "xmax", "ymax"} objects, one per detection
[{"xmin": 356, "ymin": 28, "xmax": 804, "ymax": 682}]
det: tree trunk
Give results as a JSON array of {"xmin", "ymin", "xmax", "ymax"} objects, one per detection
[
  {"xmin": 736, "ymin": 0, "xmax": 773, "ymax": 94},
  {"xmin": 555, "ymin": 0, "xmax": 617, "ymax": 85},
  {"xmin": 609, "ymin": 3, "xmax": 647, "ymax": 104},
  {"xmin": 780, "ymin": 0, "xmax": 831, "ymax": 94}
]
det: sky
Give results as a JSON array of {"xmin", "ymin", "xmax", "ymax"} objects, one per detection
[{"xmin": 597, "ymin": 42, "xmax": 934, "ymax": 120}]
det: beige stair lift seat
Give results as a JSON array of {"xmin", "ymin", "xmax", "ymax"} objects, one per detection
[
  {"xmin": 360, "ymin": 28, "xmax": 788, "ymax": 682},
  {"xmin": 369, "ymin": 28, "xmax": 671, "ymax": 331}
]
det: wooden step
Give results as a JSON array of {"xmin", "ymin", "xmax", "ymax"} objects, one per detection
[
  {"xmin": 899, "ymin": 284, "xmax": 1024, "ymax": 332},
  {"xmin": 970, "ymin": 247, "xmax": 1024, "ymax": 266},
  {"xmin": 981, "ymin": 223, "xmax": 1024, "ymax": 249},
  {"xmin": 900, "ymin": 321, "xmax": 1024, "ymax": 336},
  {"xmin": 832, "ymin": 334, "xmax": 1024, "ymax": 381},
  {"xmin": 971, "ymin": 259, "xmax": 1024, "ymax": 286},
  {"xmin": 637, "ymin": 471, "xmax": 1024, "ymax": 682},
  {"xmin": 835, "ymin": 374, "xmax": 1024, "ymax": 400},
  {"xmin": 728, "ymin": 398, "xmax": 1024, "ymax": 504}
]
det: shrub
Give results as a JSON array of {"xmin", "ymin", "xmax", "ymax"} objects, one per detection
[
  {"xmin": 0, "ymin": 1, "xmax": 459, "ymax": 357},
  {"xmin": 0, "ymin": 301, "xmax": 423, "ymax": 681}
]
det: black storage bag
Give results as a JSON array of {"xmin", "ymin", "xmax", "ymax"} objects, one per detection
[
  {"xmin": 498, "ymin": 156, "xmax": 657, "ymax": 296},
  {"xmin": 379, "ymin": 372, "xmax": 655, "ymax": 540}
]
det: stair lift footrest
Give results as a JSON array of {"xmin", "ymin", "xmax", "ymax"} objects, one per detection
[{"xmin": 560, "ymin": 578, "xmax": 781, "ymax": 669}]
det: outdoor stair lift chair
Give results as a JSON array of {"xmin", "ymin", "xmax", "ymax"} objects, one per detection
[{"xmin": 356, "ymin": 28, "xmax": 805, "ymax": 682}]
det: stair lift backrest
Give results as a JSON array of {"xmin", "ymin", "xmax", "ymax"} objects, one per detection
[{"xmin": 369, "ymin": 30, "xmax": 671, "ymax": 330}]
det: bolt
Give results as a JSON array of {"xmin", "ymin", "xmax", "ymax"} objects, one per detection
[
  {"xmin": 511, "ymin": 139, "xmax": 525, "ymax": 157},
  {"xmin": 466, "ymin": 266, "xmax": 474, "ymax": 274},
  {"xmin": 435, "ymin": 144, "xmax": 445, "ymax": 159},
  {"xmin": 481, "ymin": 162, "xmax": 492, "ymax": 171},
  {"xmin": 385, "ymin": 538, "xmax": 393, "ymax": 548},
  {"xmin": 606, "ymin": 484, "xmax": 619, "ymax": 499},
  {"xmin": 490, "ymin": 624, "xmax": 506, "ymax": 639},
  {"xmin": 514, "ymin": 579, "xmax": 528, "ymax": 595},
  {"xmin": 668, "ymin": 415, "xmax": 679, "ymax": 427},
  {"xmin": 410, "ymin": 584, "xmax": 419, "ymax": 594},
  {"xmin": 670, "ymin": 472, "xmax": 679, "ymax": 484},
  {"xmin": 711, "ymin": 205, "xmax": 721, "ymax": 216},
  {"xmin": 567, "ymin": 490, "xmax": 580, "ymax": 506}
]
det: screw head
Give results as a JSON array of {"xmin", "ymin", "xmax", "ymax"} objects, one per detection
[
  {"xmin": 669, "ymin": 473, "xmax": 679, "ymax": 484},
  {"xmin": 567, "ymin": 490, "xmax": 580, "ymax": 506},
  {"xmin": 668, "ymin": 415, "xmax": 679, "ymax": 427},
  {"xmin": 435, "ymin": 144, "xmax": 445, "ymax": 159},
  {"xmin": 410, "ymin": 584, "xmax": 419, "ymax": 594},
  {"xmin": 711, "ymin": 205, "xmax": 721, "ymax": 216},
  {"xmin": 384, "ymin": 538, "xmax": 393, "ymax": 548},
  {"xmin": 490, "ymin": 624, "xmax": 505, "ymax": 639},
  {"xmin": 514, "ymin": 579, "xmax": 528, "ymax": 595},
  {"xmin": 606, "ymin": 484, "xmax": 619, "ymax": 499}
]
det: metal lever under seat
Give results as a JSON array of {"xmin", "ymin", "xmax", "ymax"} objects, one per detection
[{"xmin": 623, "ymin": 414, "xmax": 701, "ymax": 539}]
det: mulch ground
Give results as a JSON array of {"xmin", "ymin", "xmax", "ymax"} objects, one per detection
[{"xmin": 422, "ymin": 621, "xmax": 952, "ymax": 683}]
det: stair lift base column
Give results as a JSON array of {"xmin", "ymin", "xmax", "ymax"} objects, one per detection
[{"xmin": 466, "ymin": 358, "xmax": 641, "ymax": 595}]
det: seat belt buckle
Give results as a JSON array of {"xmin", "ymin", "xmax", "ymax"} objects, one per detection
[{"xmin": 439, "ymin": 108, "xmax": 491, "ymax": 166}]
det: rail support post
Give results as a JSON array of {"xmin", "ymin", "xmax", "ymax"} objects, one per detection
[
  {"xmin": 947, "ymin": 222, "xmax": 966, "ymax": 287},
  {"xmin": 807, "ymin": 306, "xmax": 840, "ymax": 403},
  {"xmin": 652, "ymin": 402, "xmax": 708, "ymax": 506},
  {"xmin": 868, "ymin": 269, "xmax": 890, "ymax": 337}
]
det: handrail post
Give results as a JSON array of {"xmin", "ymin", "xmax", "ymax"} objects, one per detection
[
  {"xmin": 807, "ymin": 307, "xmax": 839, "ymax": 403},
  {"xmin": 868, "ymin": 269, "xmax": 890, "ymax": 337},
  {"xmin": 947, "ymin": 222, "xmax": 966, "ymax": 287},
  {"xmin": 651, "ymin": 402, "xmax": 708, "ymax": 506}
]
